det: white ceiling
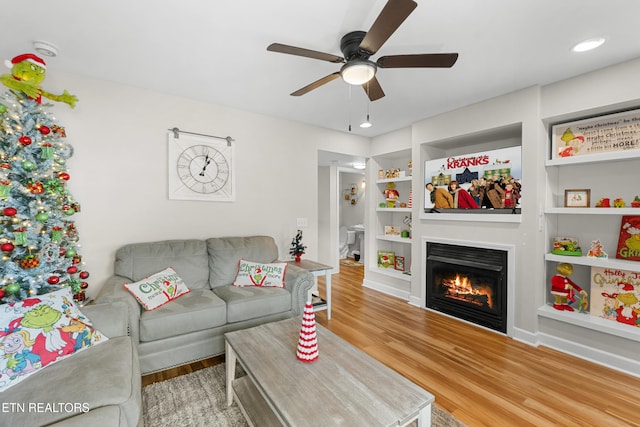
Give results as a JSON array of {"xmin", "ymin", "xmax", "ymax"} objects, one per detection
[{"xmin": 2, "ymin": 0, "xmax": 640, "ymax": 138}]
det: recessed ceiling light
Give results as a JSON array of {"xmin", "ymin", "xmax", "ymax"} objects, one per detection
[
  {"xmin": 353, "ymin": 162, "xmax": 366, "ymax": 169},
  {"xmin": 571, "ymin": 38, "xmax": 605, "ymax": 53}
]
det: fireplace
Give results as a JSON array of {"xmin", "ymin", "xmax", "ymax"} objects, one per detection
[{"xmin": 426, "ymin": 241, "xmax": 508, "ymax": 333}]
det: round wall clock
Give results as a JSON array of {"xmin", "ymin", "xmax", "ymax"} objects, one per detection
[{"xmin": 168, "ymin": 132, "xmax": 235, "ymax": 201}]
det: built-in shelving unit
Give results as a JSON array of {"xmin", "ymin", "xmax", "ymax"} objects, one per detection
[
  {"xmin": 370, "ymin": 150, "xmax": 412, "ymax": 283},
  {"xmin": 543, "ymin": 117, "xmax": 640, "ymax": 342}
]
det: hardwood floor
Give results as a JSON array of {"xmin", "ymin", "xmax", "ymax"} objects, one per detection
[{"xmin": 143, "ymin": 264, "xmax": 640, "ymax": 426}]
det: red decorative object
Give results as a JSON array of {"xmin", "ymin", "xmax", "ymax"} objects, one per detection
[
  {"xmin": 79, "ymin": 271, "xmax": 90, "ymax": 280},
  {"xmin": 58, "ymin": 172, "xmax": 70, "ymax": 181},
  {"xmin": 67, "ymin": 265, "xmax": 78, "ymax": 274},
  {"xmin": 19, "ymin": 135, "xmax": 32, "ymax": 146},
  {"xmin": 47, "ymin": 276, "xmax": 60, "ymax": 285},
  {"xmin": 38, "ymin": 125, "xmax": 51, "ymax": 135},
  {"xmin": 80, "ymin": 282, "xmax": 89, "ymax": 289},
  {"xmin": 20, "ymin": 256, "xmax": 40, "ymax": 269},
  {"xmin": 295, "ymin": 254, "xmax": 301, "ymax": 262},
  {"xmin": 616, "ymin": 216, "xmax": 640, "ymax": 262},
  {"xmin": 1, "ymin": 242, "xmax": 14, "ymax": 252},
  {"xmin": 296, "ymin": 301, "xmax": 319, "ymax": 363},
  {"xmin": 3, "ymin": 207, "xmax": 17, "ymax": 216},
  {"xmin": 27, "ymin": 181, "xmax": 44, "ymax": 194}
]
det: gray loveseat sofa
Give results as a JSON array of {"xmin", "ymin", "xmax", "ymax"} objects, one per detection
[
  {"xmin": 5, "ymin": 302, "xmax": 142, "ymax": 427},
  {"xmin": 96, "ymin": 236, "xmax": 314, "ymax": 375}
]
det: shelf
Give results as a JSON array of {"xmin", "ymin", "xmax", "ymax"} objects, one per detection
[
  {"xmin": 376, "ymin": 176, "xmax": 412, "ymax": 184},
  {"xmin": 544, "ymin": 253, "xmax": 640, "ymax": 270},
  {"xmin": 376, "ymin": 207, "xmax": 412, "ymax": 212},
  {"xmin": 545, "ymin": 150, "xmax": 640, "ymax": 167},
  {"xmin": 419, "ymin": 212, "xmax": 521, "ymax": 223},
  {"xmin": 545, "ymin": 207, "xmax": 640, "ymax": 215},
  {"xmin": 538, "ymin": 305, "xmax": 640, "ymax": 342},
  {"xmin": 372, "ymin": 266, "xmax": 411, "ymax": 282},
  {"xmin": 376, "ymin": 235, "xmax": 412, "ymax": 244}
]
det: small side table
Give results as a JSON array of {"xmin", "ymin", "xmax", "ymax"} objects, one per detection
[{"xmin": 288, "ymin": 259, "xmax": 333, "ymax": 320}]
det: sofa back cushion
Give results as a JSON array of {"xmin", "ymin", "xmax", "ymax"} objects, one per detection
[
  {"xmin": 114, "ymin": 240, "xmax": 209, "ymax": 290},
  {"xmin": 207, "ymin": 236, "xmax": 279, "ymax": 288}
]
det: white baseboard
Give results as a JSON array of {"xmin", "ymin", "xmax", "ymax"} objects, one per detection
[
  {"xmin": 362, "ymin": 278, "xmax": 410, "ymax": 300},
  {"xmin": 536, "ymin": 332, "xmax": 640, "ymax": 378}
]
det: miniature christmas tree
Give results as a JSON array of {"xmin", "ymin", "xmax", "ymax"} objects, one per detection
[
  {"xmin": 289, "ymin": 229, "xmax": 306, "ymax": 262},
  {"xmin": 0, "ymin": 53, "xmax": 89, "ymax": 303}
]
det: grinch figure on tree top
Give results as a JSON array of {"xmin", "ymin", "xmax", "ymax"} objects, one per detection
[
  {"xmin": 289, "ymin": 230, "xmax": 307, "ymax": 262},
  {"xmin": 0, "ymin": 52, "xmax": 88, "ymax": 303},
  {"xmin": 0, "ymin": 53, "xmax": 77, "ymax": 108}
]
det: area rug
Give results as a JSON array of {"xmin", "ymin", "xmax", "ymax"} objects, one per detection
[
  {"xmin": 143, "ymin": 363, "xmax": 466, "ymax": 427},
  {"xmin": 340, "ymin": 258, "xmax": 363, "ymax": 267}
]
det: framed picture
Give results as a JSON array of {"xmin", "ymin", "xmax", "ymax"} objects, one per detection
[
  {"xmin": 394, "ymin": 256, "xmax": 405, "ymax": 271},
  {"xmin": 564, "ymin": 189, "xmax": 590, "ymax": 208}
]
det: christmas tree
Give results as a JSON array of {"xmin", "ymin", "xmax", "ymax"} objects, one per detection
[
  {"xmin": 0, "ymin": 53, "xmax": 89, "ymax": 303},
  {"xmin": 289, "ymin": 229, "xmax": 306, "ymax": 261}
]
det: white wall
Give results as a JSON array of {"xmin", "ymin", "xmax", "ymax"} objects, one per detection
[{"xmin": 46, "ymin": 72, "xmax": 370, "ymax": 298}]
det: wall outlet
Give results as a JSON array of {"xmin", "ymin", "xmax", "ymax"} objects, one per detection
[{"xmin": 296, "ymin": 217, "xmax": 308, "ymax": 227}]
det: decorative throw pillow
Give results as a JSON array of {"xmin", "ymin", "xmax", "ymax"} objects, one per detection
[
  {"xmin": 0, "ymin": 287, "xmax": 109, "ymax": 392},
  {"xmin": 233, "ymin": 260, "xmax": 287, "ymax": 288},
  {"xmin": 124, "ymin": 267, "xmax": 190, "ymax": 311}
]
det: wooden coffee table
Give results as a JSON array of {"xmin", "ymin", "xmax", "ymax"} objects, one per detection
[{"xmin": 225, "ymin": 318, "xmax": 434, "ymax": 426}]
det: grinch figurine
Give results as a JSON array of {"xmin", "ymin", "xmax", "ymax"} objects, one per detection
[
  {"xmin": 551, "ymin": 263, "xmax": 588, "ymax": 312},
  {"xmin": 1, "ymin": 53, "xmax": 77, "ymax": 107}
]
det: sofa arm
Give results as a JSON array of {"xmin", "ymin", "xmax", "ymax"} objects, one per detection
[
  {"xmin": 283, "ymin": 263, "xmax": 314, "ymax": 315},
  {"xmin": 81, "ymin": 301, "xmax": 129, "ymax": 338},
  {"xmin": 96, "ymin": 275, "xmax": 142, "ymax": 344}
]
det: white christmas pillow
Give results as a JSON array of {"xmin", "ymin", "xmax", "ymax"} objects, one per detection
[
  {"xmin": 233, "ymin": 260, "xmax": 287, "ymax": 288},
  {"xmin": 124, "ymin": 267, "xmax": 190, "ymax": 311},
  {"xmin": 0, "ymin": 287, "xmax": 108, "ymax": 392}
]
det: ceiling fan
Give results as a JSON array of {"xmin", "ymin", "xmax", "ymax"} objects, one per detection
[{"xmin": 267, "ymin": 0, "xmax": 458, "ymax": 101}]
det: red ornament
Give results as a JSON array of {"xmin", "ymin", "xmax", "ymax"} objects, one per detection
[
  {"xmin": 80, "ymin": 282, "xmax": 89, "ymax": 289},
  {"xmin": 20, "ymin": 256, "xmax": 40, "ymax": 269},
  {"xmin": 79, "ymin": 271, "xmax": 90, "ymax": 280},
  {"xmin": 19, "ymin": 135, "xmax": 32, "ymax": 146},
  {"xmin": 38, "ymin": 125, "xmax": 51, "ymax": 135},
  {"xmin": 47, "ymin": 276, "xmax": 60, "ymax": 285},
  {"xmin": 67, "ymin": 265, "xmax": 78, "ymax": 274},
  {"xmin": 0, "ymin": 289, "xmax": 4, "ymax": 299},
  {"xmin": 0, "ymin": 242, "xmax": 14, "ymax": 252},
  {"xmin": 27, "ymin": 181, "xmax": 44, "ymax": 194},
  {"xmin": 58, "ymin": 172, "xmax": 70, "ymax": 181},
  {"xmin": 3, "ymin": 207, "xmax": 17, "ymax": 216}
]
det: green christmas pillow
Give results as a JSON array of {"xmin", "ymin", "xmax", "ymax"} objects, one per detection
[
  {"xmin": 124, "ymin": 267, "xmax": 190, "ymax": 311},
  {"xmin": 233, "ymin": 260, "xmax": 287, "ymax": 288},
  {"xmin": 0, "ymin": 287, "xmax": 108, "ymax": 392}
]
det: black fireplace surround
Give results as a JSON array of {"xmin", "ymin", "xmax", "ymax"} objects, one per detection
[{"xmin": 426, "ymin": 241, "xmax": 507, "ymax": 333}]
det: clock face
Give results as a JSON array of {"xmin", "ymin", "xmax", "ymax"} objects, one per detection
[
  {"xmin": 176, "ymin": 145, "xmax": 229, "ymax": 194},
  {"xmin": 168, "ymin": 132, "xmax": 235, "ymax": 201}
]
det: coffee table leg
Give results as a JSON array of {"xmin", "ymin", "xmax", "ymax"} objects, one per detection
[
  {"xmin": 416, "ymin": 403, "xmax": 431, "ymax": 426},
  {"xmin": 225, "ymin": 341, "xmax": 237, "ymax": 407}
]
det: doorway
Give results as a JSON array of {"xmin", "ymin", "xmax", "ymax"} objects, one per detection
[{"xmin": 317, "ymin": 150, "xmax": 367, "ymax": 272}]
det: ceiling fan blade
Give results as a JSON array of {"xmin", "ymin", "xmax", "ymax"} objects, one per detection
[
  {"xmin": 362, "ymin": 76, "xmax": 385, "ymax": 101},
  {"xmin": 291, "ymin": 72, "xmax": 342, "ymax": 96},
  {"xmin": 358, "ymin": 0, "xmax": 417, "ymax": 56},
  {"xmin": 377, "ymin": 53, "xmax": 459, "ymax": 68},
  {"xmin": 267, "ymin": 43, "xmax": 345, "ymax": 63}
]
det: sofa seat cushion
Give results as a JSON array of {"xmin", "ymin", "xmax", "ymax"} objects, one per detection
[
  {"xmin": 213, "ymin": 284, "xmax": 291, "ymax": 323},
  {"xmin": 139, "ymin": 288, "xmax": 226, "ymax": 342},
  {"xmin": 5, "ymin": 336, "xmax": 139, "ymax": 427}
]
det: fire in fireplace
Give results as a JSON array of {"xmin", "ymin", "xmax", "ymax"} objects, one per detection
[{"xmin": 426, "ymin": 241, "xmax": 507, "ymax": 333}]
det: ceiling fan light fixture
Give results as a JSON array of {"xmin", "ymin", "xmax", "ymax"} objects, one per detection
[
  {"xmin": 340, "ymin": 60, "xmax": 376, "ymax": 85},
  {"xmin": 571, "ymin": 37, "xmax": 605, "ymax": 53}
]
